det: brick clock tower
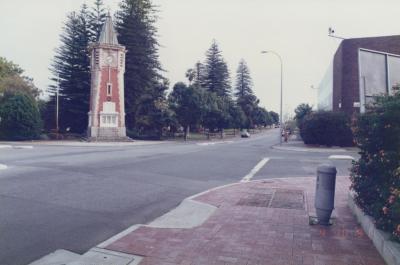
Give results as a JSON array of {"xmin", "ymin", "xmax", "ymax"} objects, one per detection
[{"xmin": 87, "ymin": 14, "xmax": 128, "ymax": 141}]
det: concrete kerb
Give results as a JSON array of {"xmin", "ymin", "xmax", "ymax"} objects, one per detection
[
  {"xmin": 272, "ymin": 144, "xmax": 348, "ymax": 153},
  {"xmin": 348, "ymin": 192, "xmax": 400, "ymax": 265},
  {"xmin": 96, "ymin": 182, "xmax": 248, "ymax": 250},
  {"xmin": 97, "ymin": 177, "xmax": 317, "ymax": 249}
]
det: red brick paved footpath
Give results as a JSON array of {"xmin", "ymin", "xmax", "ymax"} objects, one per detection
[{"xmin": 106, "ymin": 176, "xmax": 385, "ymax": 265}]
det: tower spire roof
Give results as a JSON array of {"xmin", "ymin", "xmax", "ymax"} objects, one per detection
[{"xmin": 98, "ymin": 13, "xmax": 119, "ymax": 45}]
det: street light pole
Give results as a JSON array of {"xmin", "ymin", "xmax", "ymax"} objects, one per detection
[
  {"xmin": 56, "ymin": 76, "xmax": 60, "ymax": 139},
  {"xmin": 261, "ymin": 50, "xmax": 283, "ymax": 145}
]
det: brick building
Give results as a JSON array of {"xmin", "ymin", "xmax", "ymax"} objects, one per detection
[
  {"xmin": 318, "ymin": 35, "xmax": 400, "ymax": 114},
  {"xmin": 87, "ymin": 14, "xmax": 128, "ymax": 140}
]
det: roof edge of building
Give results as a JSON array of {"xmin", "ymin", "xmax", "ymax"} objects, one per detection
[{"xmin": 343, "ymin": 34, "xmax": 400, "ymax": 43}]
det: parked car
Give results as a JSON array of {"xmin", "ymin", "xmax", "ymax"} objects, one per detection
[{"xmin": 241, "ymin": 130, "xmax": 250, "ymax": 138}]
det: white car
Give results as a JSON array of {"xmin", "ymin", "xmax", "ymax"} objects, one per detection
[{"xmin": 241, "ymin": 130, "xmax": 250, "ymax": 138}]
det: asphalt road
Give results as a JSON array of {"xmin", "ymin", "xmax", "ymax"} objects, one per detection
[{"xmin": 0, "ymin": 129, "xmax": 357, "ymax": 265}]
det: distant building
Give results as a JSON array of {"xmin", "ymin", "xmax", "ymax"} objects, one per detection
[
  {"xmin": 318, "ymin": 35, "xmax": 400, "ymax": 114},
  {"xmin": 87, "ymin": 14, "xmax": 128, "ymax": 140}
]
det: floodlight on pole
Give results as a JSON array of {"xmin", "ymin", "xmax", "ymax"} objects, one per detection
[
  {"xmin": 261, "ymin": 50, "xmax": 283, "ymax": 145},
  {"xmin": 328, "ymin": 27, "xmax": 345, "ymax": 40}
]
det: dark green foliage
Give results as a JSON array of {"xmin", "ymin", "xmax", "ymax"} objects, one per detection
[
  {"xmin": 0, "ymin": 57, "xmax": 42, "ymax": 139},
  {"xmin": 228, "ymin": 102, "xmax": 247, "ymax": 129},
  {"xmin": 0, "ymin": 57, "xmax": 40, "ymax": 98},
  {"xmin": 0, "ymin": 57, "xmax": 23, "ymax": 80},
  {"xmin": 175, "ymin": 43, "xmax": 273, "ymax": 133},
  {"xmin": 116, "ymin": 0, "xmax": 166, "ymax": 131},
  {"xmin": 47, "ymin": 4, "xmax": 94, "ymax": 133},
  {"xmin": 252, "ymin": 106, "xmax": 272, "ymax": 127},
  {"xmin": 235, "ymin": 59, "xmax": 254, "ymax": 98},
  {"xmin": 133, "ymin": 81, "xmax": 172, "ymax": 139},
  {"xmin": 351, "ymin": 93, "xmax": 400, "ymax": 242},
  {"xmin": 234, "ymin": 59, "xmax": 259, "ymax": 128},
  {"xmin": 0, "ymin": 93, "xmax": 42, "ymax": 140},
  {"xmin": 294, "ymin": 103, "xmax": 312, "ymax": 128},
  {"xmin": 269, "ymin": 111, "xmax": 279, "ymax": 124},
  {"xmin": 300, "ymin": 111, "xmax": 353, "ymax": 147},
  {"xmin": 89, "ymin": 0, "xmax": 107, "ymax": 40},
  {"xmin": 202, "ymin": 93, "xmax": 230, "ymax": 132},
  {"xmin": 204, "ymin": 41, "xmax": 231, "ymax": 97},
  {"xmin": 169, "ymin": 82, "xmax": 205, "ymax": 138}
]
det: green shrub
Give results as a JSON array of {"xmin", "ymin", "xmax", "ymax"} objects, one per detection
[
  {"xmin": 0, "ymin": 92, "xmax": 42, "ymax": 140},
  {"xmin": 350, "ymin": 93, "xmax": 400, "ymax": 242},
  {"xmin": 300, "ymin": 111, "xmax": 353, "ymax": 147},
  {"xmin": 294, "ymin": 103, "xmax": 312, "ymax": 128}
]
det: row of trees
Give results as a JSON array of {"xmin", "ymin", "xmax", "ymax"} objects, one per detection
[
  {"xmin": 1, "ymin": 0, "xmax": 278, "ymax": 140},
  {"xmin": 169, "ymin": 42, "xmax": 278, "ymax": 139},
  {"xmin": 43, "ymin": 0, "xmax": 277, "ymax": 139}
]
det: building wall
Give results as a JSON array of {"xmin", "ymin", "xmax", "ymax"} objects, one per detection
[
  {"xmin": 332, "ymin": 44, "xmax": 343, "ymax": 112},
  {"xmin": 326, "ymin": 35, "xmax": 400, "ymax": 114},
  {"xmin": 318, "ymin": 61, "xmax": 333, "ymax": 111}
]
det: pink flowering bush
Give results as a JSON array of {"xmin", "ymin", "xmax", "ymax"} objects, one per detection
[{"xmin": 350, "ymin": 91, "xmax": 400, "ymax": 242}]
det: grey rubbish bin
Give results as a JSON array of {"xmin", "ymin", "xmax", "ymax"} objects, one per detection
[{"xmin": 315, "ymin": 165, "xmax": 337, "ymax": 225}]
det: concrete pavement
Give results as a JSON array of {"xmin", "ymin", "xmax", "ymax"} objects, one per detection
[{"xmin": 94, "ymin": 176, "xmax": 384, "ymax": 265}]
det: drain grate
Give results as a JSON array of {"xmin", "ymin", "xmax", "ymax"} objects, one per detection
[
  {"xmin": 249, "ymin": 187, "xmax": 275, "ymax": 194},
  {"xmin": 237, "ymin": 189, "xmax": 305, "ymax": 210},
  {"xmin": 237, "ymin": 193, "xmax": 272, "ymax": 207},
  {"xmin": 270, "ymin": 189, "xmax": 305, "ymax": 210}
]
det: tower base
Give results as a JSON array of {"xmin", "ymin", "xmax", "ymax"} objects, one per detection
[{"xmin": 87, "ymin": 127, "xmax": 132, "ymax": 142}]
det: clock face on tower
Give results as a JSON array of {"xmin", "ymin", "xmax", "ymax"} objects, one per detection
[{"xmin": 106, "ymin": 55, "xmax": 113, "ymax": 65}]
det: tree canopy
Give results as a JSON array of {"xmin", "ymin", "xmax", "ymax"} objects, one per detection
[
  {"xmin": 116, "ymin": 0, "xmax": 167, "ymax": 135},
  {"xmin": 0, "ymin": 57, "xmax": 39, "ymax": 98},
  {"xmin": 204, "ymin": 41, "xmax": 231, "ymax": 97},
  {"xmin": 47, "ymin": 4, "xmax": 96, "ymax": 133},
  {"xmin": 0, "ymin": 93, "xmax": 42, "ymax": 140}
]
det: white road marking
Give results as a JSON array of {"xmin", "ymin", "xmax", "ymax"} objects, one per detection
[
  {"xmin": 329, "ymin": 155, "xmax": 354, "ymax": 160},
  {"xmin": 13, "ymin": 145, "xmax": 34, "ymax": 149},
  {"xmin": 0, "ymin": 164, "xmax": 8, "ymax": 170},
  {"xmin": 241, "ymin": 158, "xmax": 270, "ymax": 183},
  {"xmin": 0, "ymin": 145, "xmax": 12, "ymax": 149},
  {"xmin": 197, "ymin": 141, "xmax": 234, "ymax": 146}
]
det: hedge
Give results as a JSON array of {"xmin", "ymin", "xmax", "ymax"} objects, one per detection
[
  {"xmin": 299, "ymin": 111, "xmax": 353, "ymax": 147},
  {"xmin": 350, "ymin": 93, "xmax": 400, "ymax": 242}
]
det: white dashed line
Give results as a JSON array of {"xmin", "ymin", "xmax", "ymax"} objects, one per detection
[
  {"xmin": 241, "ymin": 158, "xmax": 270, "ymax": 183},
  {"xmin": 329, "ymin": 155, "xmax": 354, "ymax": 160},
  {"xmin": 0, "ymin": 145, "xmax": 12, "ymax": 149},
  {"xmin": 0, "ymin": 164, "xmax": 8, "ymax": 170}
]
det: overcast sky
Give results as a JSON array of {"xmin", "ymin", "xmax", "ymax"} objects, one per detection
[{"xmin": 1, "ymin": 0, "xmax": 400, "ymax": 115}]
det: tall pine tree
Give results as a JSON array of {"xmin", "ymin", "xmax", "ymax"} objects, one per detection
[
  {"xmin": 234, "ymin": 59, "xmax": 254, "ymax": 98},
  {"xmin": 47, "ymin": 5, "xmax": 92, "ymax": 133},
  {"xmin": 115, "ymin": 0, "xmax": 167, "ymax": 134},
  {"xmin": 204, "ymin": 41, "xmax": 231, "ymax": 98},
  {"xmin": 46, "ymin": 1, "xmax": 107, "ymax": 133},
  {"xmin": 89, "ymin": 0, "xmax": 107, "ymax": 41},
  {"xmin": 234, "ymin": 59, "xmax": 258, "ymax": 128}
]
